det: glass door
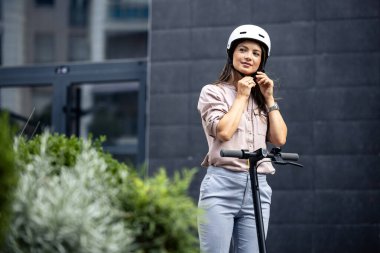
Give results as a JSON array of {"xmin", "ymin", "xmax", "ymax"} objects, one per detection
[
  {"xmin": 0, "ymin": 60, "xmax": 147, "ymax": 167},
  {"xmin": 67, "ymin": 81, "xmax": 143, "ymax": 166}
]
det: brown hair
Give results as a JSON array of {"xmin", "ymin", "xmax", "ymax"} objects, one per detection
[{"xmin": 214, "ymin": 40, "xmax": 269, "ymax": 114}]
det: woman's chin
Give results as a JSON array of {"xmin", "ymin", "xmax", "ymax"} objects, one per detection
[{"xmin": 239, "ymin": 69, "xmax": 255, "ymax": 76}]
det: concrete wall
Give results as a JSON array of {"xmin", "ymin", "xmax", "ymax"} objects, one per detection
[{"xmin": 149, "ymin": 0, "xmax": 380, "ymax": 252}]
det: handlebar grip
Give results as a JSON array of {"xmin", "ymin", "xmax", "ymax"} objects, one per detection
[
  {"xmin": 220, "ymin": 149, "xmax": 244, "ymax": 158},
  {"xmin": 280, "ymin": 153, "xmax": 299, "ymax": 161}
]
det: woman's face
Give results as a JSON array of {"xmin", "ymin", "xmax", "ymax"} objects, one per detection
[{"xmin": 232, "ymin": 40, "xmax": 262, "ymax": 76}]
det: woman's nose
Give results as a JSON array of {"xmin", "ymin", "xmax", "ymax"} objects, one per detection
[{"xmin": 245, "ymin": 53, "xmax": 252, "ymax": 61}]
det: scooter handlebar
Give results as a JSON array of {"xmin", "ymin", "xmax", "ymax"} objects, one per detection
[
  {"xmin": 220, "ymin": 149, "xmax": 244, "ymax": 158},
  {"xmin": 220, "ymin": 149, "xmax": 300, "ymax": 162},
  {"xmin": 279, "ymin": 152, "xmax": 299, "ymax": 161}
]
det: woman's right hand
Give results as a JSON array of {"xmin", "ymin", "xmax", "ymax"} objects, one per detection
[
  {"xmin": 237, "ymin": 76, "xmax": 256, "ymax": 98},
  {"xmin": 216, "ymin": 76, "xmax": 255, "ymax": 141}
]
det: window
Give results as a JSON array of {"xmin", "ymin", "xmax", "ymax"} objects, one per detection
[
  {"xmin": 69, "ymin": 35, "xmax": 89, "ymax": 61},
  {"xmin": 108, "ymin": 0, "xmax": 149, "ymax": 21},
  {"xmin": 69, "ymin": 81, "xmax": 141, "ymax": 165},
  {"xmin": 69, "ymin": 0, "xmax": 89, "ymax": 27},
  {"xmin": 35, "ymin": 0, "xmax": 55, "ymax": 7},
  {"xmin": 34, "ymin": 33, "xmax": 55, "ymax": 63}
]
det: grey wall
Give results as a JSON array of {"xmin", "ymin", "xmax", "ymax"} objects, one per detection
[{"xmin": 149, "ymin": 0, "xmax": 380, "ymax": 252}]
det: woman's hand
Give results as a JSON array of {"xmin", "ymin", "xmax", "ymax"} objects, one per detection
[
  {"xmin": 255, "ymin": 71, "xmax": 274, "ymax": 105},
  {"xmin": 237, "ymin": 76, "xmax": 255, "ymax": 98},
  {"xmin": 216, "ymin": 76, "xmax": 255, "ymax": 142}
]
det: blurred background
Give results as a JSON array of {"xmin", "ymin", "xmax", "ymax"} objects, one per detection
[
  {"xmin": 0, "ymin": 0, "xmax": 379, "ymax": 252},
  {"xmin": 0, "ymin": 0, "xmax": 149, "ymax": 165}
]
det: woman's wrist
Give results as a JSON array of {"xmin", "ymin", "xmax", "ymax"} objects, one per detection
[{"xmin": 265, "ymin": 96, "xmax": 275, "ymax": 107}]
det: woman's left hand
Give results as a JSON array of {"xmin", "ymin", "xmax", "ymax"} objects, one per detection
[{"xmin": 255, "ymin": 71, "xmax": 274, "ymax": 104}]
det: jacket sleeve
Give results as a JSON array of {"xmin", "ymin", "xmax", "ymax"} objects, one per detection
[{"xmin": 197, "ymin": 85, "xmax": 228, "ymax": 138}]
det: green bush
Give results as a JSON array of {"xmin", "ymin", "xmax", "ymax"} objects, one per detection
[
  {"xmin": 0, "ymin": 113, "xmax": 18, "ymax": 246},
  {"xmin": 5, "ymin": 133, "xmax": 132, "ymax": 253},
  {"xmin": 5, "ymin": 132, "xmax": 199, "ymax": 253},
  {"xmin": 120, "ymin": 168, "xmax": 199, "ymax": 253}
]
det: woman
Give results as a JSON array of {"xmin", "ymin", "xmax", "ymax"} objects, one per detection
[{"xmin": 197, "ymin": 24, "xmax": 287, "ymax": 253}]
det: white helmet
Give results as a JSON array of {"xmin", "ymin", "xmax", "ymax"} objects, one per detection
[{"xmin": 227, "ymin": 24, "xmax": 271, "ymax": 57}]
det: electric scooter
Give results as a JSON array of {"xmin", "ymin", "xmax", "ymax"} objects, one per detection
[{"xmin": 220, "ymin": 147, "xmax": 303, "ymax": 253}]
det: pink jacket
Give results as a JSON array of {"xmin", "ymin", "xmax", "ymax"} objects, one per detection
[{"xmin": 198, "ymin": 83, "xmax": 275, "ymax": 174}]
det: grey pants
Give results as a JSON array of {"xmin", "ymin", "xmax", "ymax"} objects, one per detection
[{"xmin": 198, "ymin": 166, "xmax": 272, "ymax": 253}]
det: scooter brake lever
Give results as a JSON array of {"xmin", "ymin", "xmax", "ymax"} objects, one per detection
[
  {"xmin": 287, "ymin": 161, "xmax": 303, "ymax": 168},
  {"xmin": 273, "ymin": 161, "xmax": 303, "ymax": 167}
]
